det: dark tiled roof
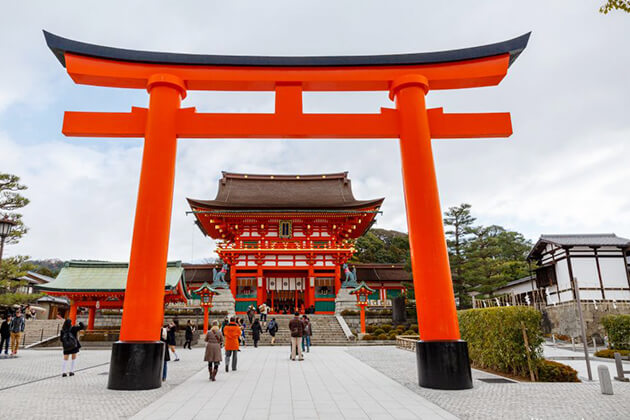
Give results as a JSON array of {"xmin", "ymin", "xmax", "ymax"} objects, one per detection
[
  {"xmin": 539, "ymin": 234, "xmax": 630, "ymax": 247},
  {"xmin": 188, "ymin": 172, "xmax": 383, "ymax": 210},
  {"xmin": 355, "ymin": 264, "xmax": 412, "ymax": 282},
  {"xmin": 528, "ymin": 234, "xmax": 630, "ymax": 260}
]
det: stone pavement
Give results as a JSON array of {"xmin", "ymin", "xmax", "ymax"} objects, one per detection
[
  {"xmin": 351, "ymin": 346, "xmax": 630, "ymax": 420},
  {"xmin": 132, "ymin": 346, "xmax": 456, "ymax": 420},
  {"xmin": 0, "ymin": 347, "xmax": 208, "ymax": 419}
]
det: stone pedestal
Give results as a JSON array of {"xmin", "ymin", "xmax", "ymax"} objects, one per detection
[
  {"xmin": 211, "ymin": 289, "xmax": 236, "ymax": 315},
  {"xmin": 335, "ymin": 288, "xmax": 357, "ymax": 314}
]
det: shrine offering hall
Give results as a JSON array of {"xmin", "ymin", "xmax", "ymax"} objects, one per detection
[{"xmin": 188, "ymin": 171, "xmax": 405, "ymax": 314}]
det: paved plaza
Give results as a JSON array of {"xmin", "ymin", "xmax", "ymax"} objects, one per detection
[{"xmin": 3, "ymin": 345, "xmax": 630, "ymax": 419}]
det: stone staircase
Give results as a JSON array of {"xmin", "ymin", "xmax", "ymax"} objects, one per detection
[
  {"xmin": 241, "ymin": 314, "xmax": 350, "ymax": 346},
  {"xmin": 21, "ymin": 319, "xmax": 65, "ymax": 348}
]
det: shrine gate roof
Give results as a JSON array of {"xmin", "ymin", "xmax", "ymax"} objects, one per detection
[
  {"xmin": 44, "ymin": 31, "xmax": 529, "ymax": 68},
  {"xmin": 355, "ymin": 264, "xmax": 412, "ymax": 282},
  {"xmin": 38, "ymin": 260, "xmax": 188, "ymax": 295},
  {"xmin": 187, "ymin": 172, "xmax": 383, "ymax": 211}
]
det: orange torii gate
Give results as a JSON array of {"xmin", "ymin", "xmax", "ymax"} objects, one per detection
[{"xmin": 44, "ymin": 30, "xmax": 529, "ymax": 391}]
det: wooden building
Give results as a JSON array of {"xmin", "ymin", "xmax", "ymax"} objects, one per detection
[
  {"xmin": 528, "ymin": 234, "xmax": 630, "ymax": 304},
  {"xmin": 188, "ymin": 172, "xmax": 385, "ymax": 314}
]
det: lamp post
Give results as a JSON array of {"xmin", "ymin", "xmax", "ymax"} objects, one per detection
[
  {"xmin": 350, "ymin": 281, "xmax": 376, "ymax": 334},
  {"xmin": 193, "ymin": 282, "xmax": 218, "ymax": 334},
  {"xmin": 0, "ymin": 217, "xmax": 16, "ymax": 266}
]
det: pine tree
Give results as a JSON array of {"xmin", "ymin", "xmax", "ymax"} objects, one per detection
[{"xmin": 443, "ymin": 204, "xmax": 476, "ymax": 307}]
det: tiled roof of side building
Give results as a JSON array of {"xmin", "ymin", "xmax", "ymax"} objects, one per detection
[
  {"xmin": 539, "ymin": 233, "xmax": 630, "ymax": 247},
  {"xmin": 38, "ymin": 260, "xmax": 185, "ymax": 293},
  {"xmin": 187, "ymin": 172, "xmax": 384, "ymax": 210}
]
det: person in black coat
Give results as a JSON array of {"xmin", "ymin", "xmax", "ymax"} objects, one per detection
[
  {"xmin": 166, "ymin": 321, "xmax": 180, "ymax": 361},
  {"xmin": 183, "ymin": 320, "xmax": 195, "ymax": 350},
  {"xmin": 60, "ymin": 319, "xmax": 85, "ymax": 377},
  {"xmin": 161, "ymin": 325, "xmax": 170, "ymax": 382},
  {"xmin": 0, "ymin": 315, "xmax": 11, "ymax": 356},
  {"xmin": 251, "ymin": 318, "xmax": 263, "ymax": 348}
]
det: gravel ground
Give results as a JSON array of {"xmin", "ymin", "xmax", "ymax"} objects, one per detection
[{"xmin": 348, "ymin": 346, "xmax": 630, "ymax": 420}]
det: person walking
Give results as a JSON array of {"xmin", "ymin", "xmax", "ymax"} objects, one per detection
[
  {"xmin": 251, "ymin": 318, "xmax": 263, "ymax": 348},
  {"xmin": 289, "ymin": 312, "xmax": 304, "ymax": 361},
  {"xmin": 167, "ymin": 321, "xmax": 180, "ymax": 361},
  {"xmin": 247, "ymin": 305, "xmax": 255, "ymax": 325},
  {"xmin": 221, "ymin": 316, "xmax": 229, "ymax": 333},
  {"xmin": 60, "ymin": 320, "xmax": 85, "ymax": 377},
  {"xmin": 1, "ymin": 315, "xmax": 11, "ymax": 356},
  {"xmin": 259, "ymin": 303, "xmax": 268, "ymax": 325},
  {"xmin": 266, "ymin": 317, "xmax": 278, "ymax": 345},
  {"xmin": 9, "ymin": 310, "xmax": 25, "ymax": 357},
  {"xmin": 238, "ymin": 318, "xmax": 247, "ymax": 346},
  {"xmin": 204, "ymin": 320, "xmax": 223, "ymax": 381},
  {"xmin": 301, "ymin": 315, "xmax": 312, "ymax": 353},
  {"xmin": 160, "ymin": 325, "xmax": 170, "ymax": 382},
  {"xmin": 223, "ymin": 317, "xmax": 240, "ymax": 372},
  {"xmin": 184, "ymin": 320, "xmax": 195, "ymax": 350}
]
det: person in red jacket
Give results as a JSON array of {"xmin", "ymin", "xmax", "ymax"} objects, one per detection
[{"xmin": 222, "ymin": 317, "xmax": 241, "ymax": 372}]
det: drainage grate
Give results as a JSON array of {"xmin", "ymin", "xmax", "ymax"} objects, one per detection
[{"xmin": 478, "ymin": 378, "xmax": 515, "ymax": 384}]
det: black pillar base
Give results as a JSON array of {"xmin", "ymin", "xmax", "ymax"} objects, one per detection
[
  {"xmin": 107, "ymin": 341, "xmax": 165, "ymax": 390},
  {"xmin": 416, "ymin": 340, "xmax": 473, "ymax": 390}
]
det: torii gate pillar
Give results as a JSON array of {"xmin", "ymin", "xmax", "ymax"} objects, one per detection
[{"xmin": 44, "ymin": 30, "xmax": 529, "ymax": 391}]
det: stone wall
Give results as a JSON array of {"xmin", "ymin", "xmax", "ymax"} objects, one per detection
[
  {"xmin": 542, "ymin": 302, "xmax": 630, "ymax": 341},
  {"xmin": 76, "ymin": 313, "xmax": 230, "ymax": 330},
  {"xmin": 343, "ymin": 315, "xmax": 395, "ymax": 332}
]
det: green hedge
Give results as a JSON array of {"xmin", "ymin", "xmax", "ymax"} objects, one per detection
[
  {"xmin": 602, "ymin": 314, "xmax": 630, "ymax": 350},
  {"xmin": 458, "ymin": 306, "xmax": 544, "ymax": 378},
  {"xmin": 595, "ymin": 349, "xmax": 630, "ymax": 359},
  {"xmin": 537, "ymin": 360, "xmax": 579, "ymax": 382}
]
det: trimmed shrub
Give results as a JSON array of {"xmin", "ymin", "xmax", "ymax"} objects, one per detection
[
  {"xmin": 341, "ymin": 309, "xmax": 359, "ymax": 316},
  {"xmin": 362, "ymin": 334, "xmax": 374, "ymax": 340},
  {"xmin": 388, "ymin": 332, "xmax": 398, "ymax": 340},
  {"xmin": 403, "ymin": 329, "xmax": 415, "ymax": 335},
  {"xmin": 594, "ymin": 349, "xmax": 630, "ymax": 359},
  {"xmin": 381, "ymin": 324, "xmax": 392, "ymax": 333},
  {"xmin": 458, "ymin": 306, "xmax": 544, "ymax": 378},
  {"xmin": 410, "ymin": 324, "xmax": 419, "ymax": 333},
  {"xmin": 372, "ymin": 328, "xmax": 385, "ymax": 335},
  {"xmin": 602, "ymin": 314, "xmax": 630, "ymax": 350},
  {"xmin": 366, "ymin": 325, "xmax": 376, "ymax": 334},
  {"xmin": 377, "ymin": 333, "xmax": 389, "ymax": 340},
  {"xmin": 537, "ymin": 360, "xmax": 580, "ymax": 382}
]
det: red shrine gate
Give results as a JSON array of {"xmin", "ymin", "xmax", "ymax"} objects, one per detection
[{"xmin": 44, "ymin": 30, "xmax": 529, "ymax": 391}]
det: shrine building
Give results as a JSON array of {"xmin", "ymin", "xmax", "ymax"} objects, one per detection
[{"xmin": 188, "ymin": 171, "xmax": 388, "ymax": 314}]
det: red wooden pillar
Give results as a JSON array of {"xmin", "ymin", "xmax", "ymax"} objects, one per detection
[
  {"xmin": 119, "ymin": 74, "xmax": 185, "ymax": 342},
  {"xmin": 203, "ymin": 306, "xmax": 209, "ymax": 334},
  {"xmin": 360, "ymin": 307, "xmax": 366, "ymax": 334},
  {"xmin": 69, "ymin": 302, "xmax": 77, "ymax": 324},
  {"xmin": 391, "ymin": 74, "xmax": 472, "ymax": 389},
  {"xmin": 87, "ymin": 307, "xmax": 96, "ymax": 330},
  {"xmin": 334, "ymin": 265, "xmax": 341, "ymax": 295},
  {"xmin": 230, "ymin": 268, "xmax": 237, "ymax": 298},
  {"xmin": 256, "ymin": 267, "xmax": 264, "ymax": 307}
]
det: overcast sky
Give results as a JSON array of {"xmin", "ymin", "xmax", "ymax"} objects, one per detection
[{"xmin": 1, "ymin": 1, "xmax": 628, "ymax": 262}]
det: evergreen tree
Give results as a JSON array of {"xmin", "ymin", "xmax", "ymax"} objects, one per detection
[
  {"xmin": 443, "ymin": 203, "xmax": 475, "ymax": 307},
  {"xmin": 0, "ymin": 173, "xmax": 29, "ymax": 244}
]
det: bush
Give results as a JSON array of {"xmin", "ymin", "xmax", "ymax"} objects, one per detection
[
  {"xmin": 362, "ymin": 334, "xmax": 374, "ymax": 340},
  {"xmin": 388, "ymin": 332, "xmax": 398, "ymax": 340},
  {"xmin": 602, "ymin": 314, "xmax": 630, "ymax": 350},
  {"xmin": 458, "ymin": 306, "xmax": 544, "ymax": 378},
  {"xmin": 341, "ymin": 309, "xmax": 359, "ymax": 316},
  {"xmin": 366, "ymin": 325, "xmax": 376, "ymax": 334},
  {"xmin": 402, "ymin": 329, "xmax": 415, "ymax": 335},
  {"xmin": 381, "ymin": 324, "xmax": 392, "ymax": 333},
  {"xmin": 537, "ymin": 360, "xmax": 580, "ymax": 382},
  {"xmin": 594, "ymin": 349, "xmax": 630, "ymax": 359},
  {"xmin": 410, "ymin": 324, "xmax": 418, "ymax": 332},
  {"xmin": 377, "ymin": 333, "xmax": 389, "ymax": 340},
  {"xmin": 372, "ymin": 328, "xmax": 385, "ymax": 335}
]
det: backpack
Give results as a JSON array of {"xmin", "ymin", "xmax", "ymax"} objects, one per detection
[
  {"xmin": 61, "ymin": 329, "xmax": 78, "ymax": 351},
  {"xmin": 267, "ymin": 320, "xmax": 277, "ymax": 332}
]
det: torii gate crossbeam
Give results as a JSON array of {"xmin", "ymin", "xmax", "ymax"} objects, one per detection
[{"xmin": 44, "ymin": 30, "xmax": 529, "ymax": 391}]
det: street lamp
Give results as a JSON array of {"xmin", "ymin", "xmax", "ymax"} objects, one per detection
[
  {"xmin": 0, "ymin": 217, "xmax": 16, "ymax": 265},
  {"xmin": 350, "ymin": 281, "xmax": 376, "ymax": 335},
  {"xmin": 193, "ymin": 282, "xmax": 218, "ymax": 334}
]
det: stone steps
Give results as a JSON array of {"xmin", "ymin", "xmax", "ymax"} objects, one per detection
[{"xmin": 21, "ymin": 319, "xmax": 65, "ymax": 348}]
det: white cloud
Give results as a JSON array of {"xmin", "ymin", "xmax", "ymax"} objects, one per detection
[{"xmin": 1, "ymin": 0, "xmax": 629, "ymax": 261}]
